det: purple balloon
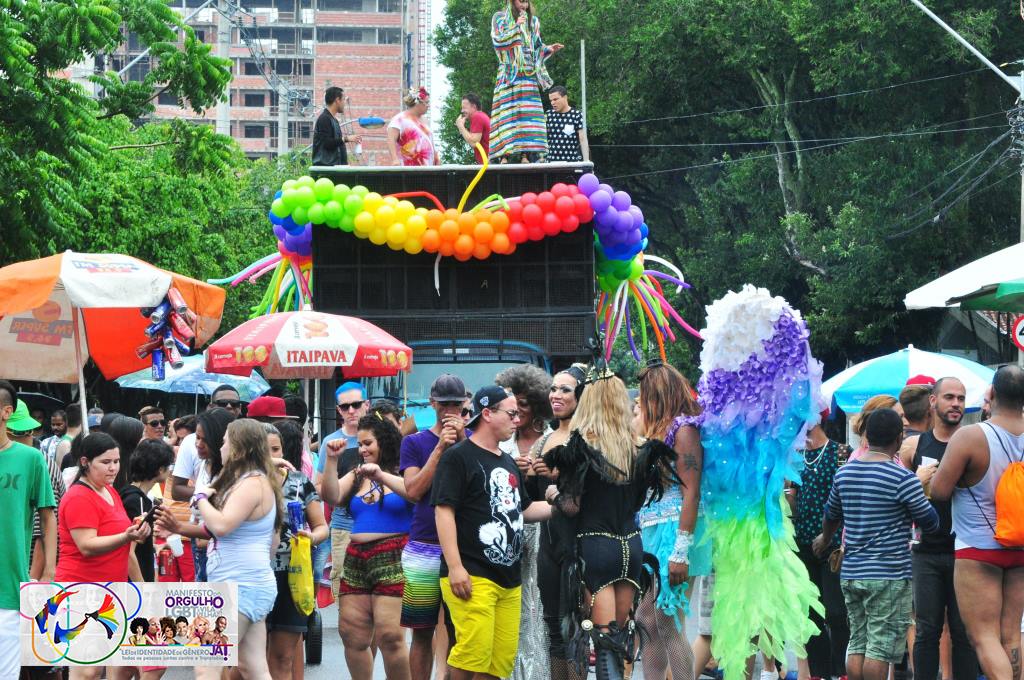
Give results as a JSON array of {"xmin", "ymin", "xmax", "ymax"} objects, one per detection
[
  {"xmin": 612, "ymin": 191, "xmax": 632, "ymax": 211},
  {"xmin": 578, "ymin": 173, "xmax": 600, "ymax": 196},
  {"xmin": 615, "ymin": 211, "xmax": 634, "ymax": 233},
  {"xmin": 590, "ymin": 190, "xmax": 612, "ymax": 213},
  {"xmin": 595, "ymin": 206, "xmax": 619, "ymax": 228},
  {"xmin": 627, "ymin": 228, "xmax": 642, "ymax": 245},
  {"xmin": 603, "ymin": 228, "xmax": 626, "ymax": 246},
  {"xmin": 598, "ymin": 183, "xmax": 614, "ymax": 196},
  {"xmin": 628, "ymin": 205, "xmax": 644, "ymax": 226},
  {"xmin": 293, "ymin": 239, "xmax": 312, "ymax": 257},
  {"xmin": 595, "ymin": 221, "xmax": 616, "ymax": 237},
  {"xmin": 273, "ymin": 224, "xmax": 288, "ymax": 242}
]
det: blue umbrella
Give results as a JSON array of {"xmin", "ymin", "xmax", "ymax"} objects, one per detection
[
  {"xmin": 822, "ymin": 345, "xmax": 994, "ymax": 414},
  {"xmin": 115, "ymin": 354, "xmax": 270, "ymax": 402}
]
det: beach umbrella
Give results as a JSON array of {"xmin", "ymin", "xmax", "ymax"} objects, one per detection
[
  {"xmin": 946, "ymin": 277, "xmax": 1024, "ymax": 313},
  {"xmin": 116, "ymin": 354, "xmax": 271, "ymax": 402},
  {"xmin": 904, "ymin": 242, "xmax": 1024, "ymax": 310},
  {"xmin": 206, "ymin": 311, "xmax": 411, "ymax": 379},
  {"xmin": 822, "ymin": 345, "xmax": 994, "ymax": 414}
]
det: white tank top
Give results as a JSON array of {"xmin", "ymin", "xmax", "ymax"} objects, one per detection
[{"xmin": 951, "ymin": 422, "xmax": 1024, "ymax": 550}]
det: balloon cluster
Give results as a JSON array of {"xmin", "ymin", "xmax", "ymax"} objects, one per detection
[{"xmin": 136, "ymin": 288, "xmax": 196, "ymax": 380}]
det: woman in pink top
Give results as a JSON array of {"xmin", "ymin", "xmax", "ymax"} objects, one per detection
[{"xmin": 387, "ymin": 88, "xmax": 439, "ymax": 166}]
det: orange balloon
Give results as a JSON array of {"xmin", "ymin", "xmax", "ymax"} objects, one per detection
[
  {"xmin": 444, "ymin": 208, "xmax": 460, "ymax": 222},
  {"xmin": 472, "ymin": 242, "xmax": 492, "ymax": 260},
  {"xmin": 491, "ymin": 232, "xmax": 510, "ymax": 254},
  {"xmin": 439, "ymin": 220, "xmax": 459, "ymax": 242},
  {"xmin": 475, "ymin": 208, "xmax": 493, "ymax": 223},
  {"xmin": 474, "ymin": 222, "xmax": 494, "ymax": 244},
  {"xmin": 457, "ymin": 211, "xmax": 477, "ymax": 235},
  {"xmin": 454, "ymin": 234, "xmax": 475, "ymax": 256},
  {"xmin": 505, "ymin": 242, "xmax": 516, "ymax": 255},
  {"xmin": 421, "ymin": 229, "xmax": 441, "ymax": 252},
  {"xmin": 439, "ymin": 241, "xmax": 455, "ymax": 257},
  {"xmin": 491, "ymin": 211, "xmax": 510, "ymax": 233},
  {"xmin": 425, "ymin": 209, "xmax": 444, "ymax": 230},
  {"xmin": 454, "ymin": 251, "xmax": 472, "ymax": 262}
]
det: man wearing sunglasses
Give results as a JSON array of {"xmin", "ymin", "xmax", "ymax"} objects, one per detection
[
  {"xmin": 170, "ymin": 384, "xmax": 244, "ymax": 502},
  {"xmin": 316, "ymin": 381, "xmax": 369, "ymax": 598},
  {"xmin": 139, "ymin": 406, "xmax": 167, "ymax": 441}
]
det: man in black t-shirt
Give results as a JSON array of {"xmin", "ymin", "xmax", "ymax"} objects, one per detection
[
  {"xmin": 312, "ymin": 86, "xmax": 361, "ymax": 167},
  {"xmin": 545, "ymin": 86, "xmax": 589, "ymax": 162},
  {"xmin": 899, "ymin": 377, "xmax": 977, "ymax": 680},
  {"xmin": 432, "ymin": 385, "xmax": 552, "ymax": 680}
]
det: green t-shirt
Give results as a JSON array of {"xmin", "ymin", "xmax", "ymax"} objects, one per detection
[{"xmin": 0, "ymin": 441, "xmax": 56, "ymax": 610}]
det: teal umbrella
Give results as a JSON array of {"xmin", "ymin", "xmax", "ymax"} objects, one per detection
[
  {"xmin": 115, "ymin": 354, "xmax": 270, "ymax": 401},
  {"xmin": 947, "ymin": 277, "xmax": 1024, "ymax": 313}
]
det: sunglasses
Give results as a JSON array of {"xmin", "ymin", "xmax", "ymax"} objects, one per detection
[
  {"xmin": 488, "ymin": 408, "xmax": 521, "ymax": 419},
  {"xmin": 146, "ymin": 419, "xmax": 167, "ymax": 428},
  {"xmin": 214, "ymin": 400, "xmax": 242, "ymax": 408},
  {"xmin": 337, "ymin": 400, "xmax": 366, "ymax": 412},
  {"xmin": 461, "ymin": 408, "xmax": 473, "ymax": 417}
]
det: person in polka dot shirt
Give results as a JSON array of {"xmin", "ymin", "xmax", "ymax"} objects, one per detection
[{"xmin": 545, "ymin": 86, "xmax": 589, "ymax": 163}]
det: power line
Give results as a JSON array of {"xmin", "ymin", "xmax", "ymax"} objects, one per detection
[
  {"xmin": 602, "ymin": 124, "xmax": 1006, "ymax": 181},
  {"xmin": 622, "ymin": 68, "xmax": 990, "ymax": 125},
  {"xmin": 592, "ymin": 111, "xmax": 1007, "ymax": 148}
]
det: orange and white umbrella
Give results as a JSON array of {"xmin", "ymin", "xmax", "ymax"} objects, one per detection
[
  {"xmin": 206, "ymin": 311, "xmax": 411, "ymax": 379},
  {"xmin": 0, "ymin": 252, "xmax": 225, "ymax": 425}
]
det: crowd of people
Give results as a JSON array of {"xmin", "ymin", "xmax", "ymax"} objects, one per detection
[
  {"xmin": 2, "ymin": 362, "xmax": 1024, "ymax": 680},
  {"xmin": 313, "ymin": 0, "xmax": 589, "ymax": 168}
]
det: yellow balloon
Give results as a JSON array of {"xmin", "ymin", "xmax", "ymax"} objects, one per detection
[
  {"xmin": 387, "ymin": 240, "xmax": 405, "ymax": 251},
  {"xmin": 369, "ymin": 228, "xmax": 388, "ymax": 245},
  {"xmin": 383, "ymin": 195, "xmax": 399, "ymax": 207},
  {"xmin": 415, "ymin": 207, "xmax": 429, "ymax": 216},
  {"xmin": 387, "ymin": 222, "xmax": 408, "ymax": 245},
  {"xmin": 362, "ymin": 192, "xmax": 383, "ymax": 214},
  {"xmin": 395, "ymin": 200, "xmax": 416, "ymax": 223},
  {"xmin": 404, "ymin": 238, "xmax": 423, "ymax": 255},
  {"xmin": 353, "ymin": 211, "xmax": 375, "ymax": 234},
  {"xmin": 406, "ymin": 214, "xmax": 427, "ymax": 238},
  {"xmin": 375, "ymin": 205, "xmax": 396, "ymax": 229}
]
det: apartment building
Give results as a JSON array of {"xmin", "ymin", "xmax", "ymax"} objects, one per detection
[{"xmin": 104, "ymin": 0, "xmax": 431, "ymax": 163}]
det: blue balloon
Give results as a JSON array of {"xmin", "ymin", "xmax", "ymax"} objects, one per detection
[
  {"xmin": 269, "ymin": 211, "xmax": 283, "ymax": 226},
  {"xmin": 281, "ymin": 216, "xmax": 304, "ymax": 236},
  {"xmin": 274, "ymin": 190, "xmax": 283, "ymax": 199},
  {"xmin": 640, "ymin": 222, "xmax": 649, "ymax": 238}
]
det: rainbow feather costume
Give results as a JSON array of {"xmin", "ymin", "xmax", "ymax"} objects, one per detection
[{"xmin": 694, "ymin": 285, "xmax": 823, "ymax": 678}]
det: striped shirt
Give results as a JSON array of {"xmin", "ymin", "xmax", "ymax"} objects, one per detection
[{"xmin": 824, "ymin": 459, "xmax": 938, "ymax": 580}]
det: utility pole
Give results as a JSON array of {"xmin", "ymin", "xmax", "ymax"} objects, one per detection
[
  {"xmin": 216, "ymin": 0, "xmax": 231, "ymax": 137},
  {"xmin": 278, "ymin": 88, "xmax": 290, "ymax": 156},
  {"xmin": 908, "ymin": 0, "xmax": 1024, "ymax": 366}
]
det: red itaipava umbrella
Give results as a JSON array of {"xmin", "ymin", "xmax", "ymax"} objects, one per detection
[{"xmin": 206, "ymin": 311, "xmax": 412, "ymax": 379}]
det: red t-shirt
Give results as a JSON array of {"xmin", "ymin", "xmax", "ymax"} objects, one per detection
[
  {"xmin": 470, "ymin": 111, "xmax": 491, "ymax": 163},
  {"xmin": 56, "ymin": 482, "xmax": 132, "ymax": 582}
]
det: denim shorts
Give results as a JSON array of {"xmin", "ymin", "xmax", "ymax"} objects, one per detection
[
  {"xmin": 841, "ymin": 578, "xmax": 912, "ymax": 664},
  {"xmin": 238, "ymin": 581, "xmax": 278, "ymax": 623}
]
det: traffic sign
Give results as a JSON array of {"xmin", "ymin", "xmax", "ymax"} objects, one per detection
[{"xmin": 1013, "ymin": 316, "xmax": 1024, "ymax": 352}]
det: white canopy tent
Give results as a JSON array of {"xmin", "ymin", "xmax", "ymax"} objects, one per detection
[{"xmin": 904, "ymin": 242, "xmax": 1024, "ymax": 310}]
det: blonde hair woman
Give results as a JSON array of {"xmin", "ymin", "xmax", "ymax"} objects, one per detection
[
  {"xmin": 387, "ymin": 88, "xmax": 439, "ymax": 166},
  {"xmin": 850, "ymin": 395, "xmax": 898, "ymax": 461},
  {"xmin": 543, "ymin": 370, "xmax": 679, "ymax": 680}
]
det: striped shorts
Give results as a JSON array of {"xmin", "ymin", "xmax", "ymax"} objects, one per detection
[{"xmin": 401, "ymin": 540, "xmax": 443, "ymax": 629}]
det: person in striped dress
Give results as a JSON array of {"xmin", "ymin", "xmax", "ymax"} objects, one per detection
[{"xmin": 489, "ymin": 0, "xmax": 563, "ymax": 163}]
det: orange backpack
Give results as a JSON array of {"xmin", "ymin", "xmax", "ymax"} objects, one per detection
[{"xmin": 980, "ymin": 424, "xmax": 1024, "ymax": 548}]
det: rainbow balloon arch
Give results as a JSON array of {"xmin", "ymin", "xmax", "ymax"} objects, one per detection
[{"xmin": 212, "ymin": 150, "xmax": 701, "ymax": 362}]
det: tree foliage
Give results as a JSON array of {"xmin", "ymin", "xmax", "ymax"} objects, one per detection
[{"xmin": 436, "ymin": 0, "xmax": 1024, "ymax": 372}]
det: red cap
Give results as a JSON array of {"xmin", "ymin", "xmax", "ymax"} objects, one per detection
[
  {"xmin": 906, "ymin": 374, "xmax": 936, "ymax": 387},
  {"xmin": 246, "ymin": 396, "xmax": 291, "ymax": 420}
]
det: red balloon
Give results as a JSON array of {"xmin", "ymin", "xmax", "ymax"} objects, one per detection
[
  {"xmin": 567, "ymin": 184, "xmax": 580, "ymax": 196},
  {"xmin": 527, "ymin": 226, "xmax": 545, "ymax": 241},
  {"xmin": 551, "ymin": 182, "xmax": 570, "ymax": 198},
  {"xmin": 520, "ymin": 192, "xmax": 538, "ymax": 205},
  {"xmin": 508, "ymin": 222, "xmax": 528, "ymax": 244},
  {"xmin": 536, "ymin": 191, "xmax": 556, "ymax": 212},
  {"xmin": 542, "ymin": 212, "xmax": 562, "ymax": 236},
  {"xmin": 562, "ymin": 215, "xmax": 580, "ymax": 232},
  {"xmin": 572, "ymin": 194, "xmax": 591, "ymax": 215},
  {"xmin": 554, "ymin": 196, "xmax": 575, "ymax": 218},
  {"xmin": 522, "ymin": 204, "xmax": 544, "ymax": 228},
  {"xmin": 579, "ymin": 206, "xmax": 595, "ymax": 223},
  {"xmin": 508, "ymin": 201, "xmax": 523, "ymax": 222}
]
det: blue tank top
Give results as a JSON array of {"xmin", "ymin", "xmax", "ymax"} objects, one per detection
[{"xmin": 348, "ymin": 489, "xmax": 413, "ymax": 535}]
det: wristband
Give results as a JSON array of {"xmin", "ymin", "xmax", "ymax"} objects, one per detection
[
  {"xmin": 668, "ymin": 529, "xmax": 693, "ymax": 565},
  {"xmin": 190, "ymin": 492, "xmax": 208, "ymax": 510},
  {"xmin": 200, "ymin": 523, "xmax": 214, "ymax": 539}
]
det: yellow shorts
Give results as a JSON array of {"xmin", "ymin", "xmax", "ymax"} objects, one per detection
[{"xmin": 440, "ymin": 576, "xmax": 522, "ymax": 677}]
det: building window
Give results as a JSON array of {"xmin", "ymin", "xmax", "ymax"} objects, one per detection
[
  {"xmin": 378, "ymin": 28, "xmax": 400, "ymax": 44},
  {"xmin": 377, "ymin": 0, "xmax": 400, "ymax": 11},
  {"xmin": 244, "ymin": 125, "xmax": 266, "ymax": 139},
  {"xmin": 301, "ymin": 62, "xmax": 312, "ymax": 75},
  {"xmin": 275, "ymin": 60, "xmax": 293, "ymax": 75},
  {"xmin": 299, "ymin": 124, "xmax": 312, "ymax": 138},
  {"xmin": 158, "ymin": 91, "xmax": 179, "ymax": 106},
  {"xmin": 318, "ymin": 27, "xmax": 370, "ymax": 43},
  {"xmin": 194, "ymin": 30, "xmax": 205, "ymax": 43},
  {"xmin": 319, "ymin": 0, "xmax": 364, "ymax": 10},
  {"xmin": 243, "ymin": 61, "xmax": 261, "ymax": 76},
  {"xmin": 244, "ymin": 93, "xmax": 266, "ymax": 107}
]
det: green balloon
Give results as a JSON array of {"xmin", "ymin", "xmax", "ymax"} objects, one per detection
[
  {"xmin": 332, "ymin": 184, "xmax": 351, "ymax": 202},
  {"xmin": 282, "ymin": 188, "xmax": 300, "ymax": 209},
  {"xmin": 324, "ymin": 200, "xmax": 343, "ymax": 222},
  {"xmin": 629, "ymin": 258, "xmax": 644, "ymax": 281},
  {"xmin": 351, "ymin": 185, "xmax": 369, "ymax": 197},
  {"xmin": 282, "ymin": 179, "xmax": 297, "ymax": 191},
  {"xmin": 271, "ymin": 198, "xmax": 290, "ymax": 218},
  {"xmin": 297, "ymin": 175, "xmax": 315, "ymax": 189},
  {"xmin": 308, "ymin": 203, "xmax": 326, "ymax": 224},
  {"xmin": 339, "ymin": 214, "xmax": 356, "ymax": 233},
  {"xmin": 292, "ymin": 206, "xmax": 308, "ymax": 225},
  {"xmin": 344, "ymin": 193, "xmax": 364, "ymax": 216},
  {"xmin": 296, "ymin": 186, "xmax": 316, "ymax": 208},
  {"xmin": 314, "ymin": 177, "xmax": 335, "ymax": 202}
]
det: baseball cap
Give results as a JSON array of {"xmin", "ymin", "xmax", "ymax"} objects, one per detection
[
  {"xmin": 466, "ymin": 385, "xmax": 513, "ymax": 428},
  {"xmin": 87, "ymin": 407, "xmax": 104, "ymax": 428},
  {"xmin": 430, "ymin": 374, "xmax": 467, "ymax": 403},
  {"xmin": 8, "ymin": 400, "xmax": 41, "ymax": 433},
  {"xmin": 246, "ymin": 396, "xmax": 294, "ymax": 420},
  {"xmin": 906, "ymin": 374, "xmax": 936, "ymax": 387}
]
